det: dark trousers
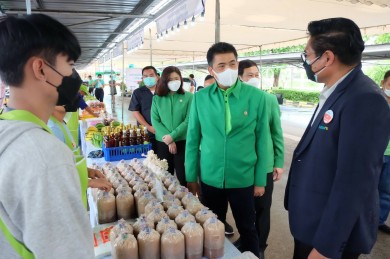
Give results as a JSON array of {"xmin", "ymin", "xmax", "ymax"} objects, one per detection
[
  {"xmin": 254, "ymin": 172, "xmax": 274, "ymax": 251},
  {"xmin": 293, "ymin": 239, "xmax": 360, "ymax": 259},
  {"xmin": 201, "ymin": 182, "xmax": 260, "ymax": 257},
  {"xmin": 148, "ymin": 136, "xmax": 157, "ymax": 153},
  {"xmin": 155, "ymin": 140, "xmax": 186, "ymax": 186},
  {"xmin": 88, "ymin": 87, "xmax": 94, "ymax": 94},
  {"xmin": 95, "ymin": 88, "xmax": 104, "ymax": 102}
]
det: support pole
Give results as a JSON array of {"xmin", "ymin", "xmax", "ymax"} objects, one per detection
[
  {"xmin": 149, "ymin": 28, "xmax": 153, "ymax": 65},
  {"xmin": 26, "ymin": 0, "xmax": 31, "ymax": 14},
  {"xmin": 215, "ymin": 0, "xmax": 220, "ymax": 43},
  {"xmin": 259, "ymin": 45, "xmax": 263, "ymax": 90},
  {"xmin": 122, "ymin": 43, "xmax": 125, "ymax": 123}
]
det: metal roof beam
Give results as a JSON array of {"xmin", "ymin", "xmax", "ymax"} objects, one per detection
[
  {"xmin": 172, "ymin": 44, "xmax": 390, "ymax": 69},
  {"xmin": 68, "ymin": 17, "xmax": 118, "ymax": 28},
  {"xmin": 4, "ymin": 9, "xmax": 154, "ymax": 19}
]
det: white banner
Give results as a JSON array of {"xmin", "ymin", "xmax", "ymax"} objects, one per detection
[
  {"xmin": 112, "ymin": 43, "xmax": 123, "ymax": 58},
  {"xmin": 125, "ymin": 68, "xmax": 143, "ymax": 91},
  {"xmin": 156, "ymin": 0, "xmax": 205, "ymax": 35},
  {"xmin": 126, "ymin": 30, "xmax": 144, "ymax": 51},
  {"xmin": 104, "ymin": 53, "xmax": 111, "ymax": 63}
]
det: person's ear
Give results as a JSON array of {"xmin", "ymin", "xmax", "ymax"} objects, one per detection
[
  {"xmin": 208, "ymin": 66, "xmax": 214, "ymax": 77},
  {"xmin": 323, "ymin": 50, "xmax": 335, "ymax": 66},
  {"xmin": 31, "ymin": 58, "xmax": 46, "ymax": 81}
]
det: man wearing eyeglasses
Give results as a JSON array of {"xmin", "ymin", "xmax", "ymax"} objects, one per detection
[{"xmin": 284, "ymin": 18, "xmax": 390, "ymax": 259}]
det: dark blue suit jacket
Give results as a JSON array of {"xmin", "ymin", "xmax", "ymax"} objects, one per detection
[{"xmin": 284, "ymin": 65, "xmax": 390, "ymax": 258}]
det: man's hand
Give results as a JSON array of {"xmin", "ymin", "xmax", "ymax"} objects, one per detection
[
  {"xmin": 87, "ymin": 168, "xmax": 105, "ymax": 179},
  {"xmin": 88, "ymin": 178, "xmax": 112, "ymax": 191},
  {"xmin": 254, "ymin": 186, "xmax": 265, "ymax": 197},
  {"xmin": 273, "ymin": 167, "xmax": 284, "ymax": 181},
  {"xmin": 147, "ymin": 125, "xmax": 156, "ymax": 134},
  {"xmin": 187, "ymin": 182, "xmax": 201, "ymax": 196},
  {"xmin": 162, "ymin": 134, "xmax": 173, "ymax": 145},
  {"xmin": 308, "ymin": 248, "xmax": 329, "ymax": 259},
  {"xmin": 168, "ymin": 142, "xmax": 177, "ymax": 154}
]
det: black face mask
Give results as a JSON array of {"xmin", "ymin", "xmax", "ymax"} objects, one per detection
[
  {"xmin": 302, "ymin": 53, "xmax": 325, "ymax": 82},
  {"xmin": 303, "ymin": 62, "xmax": 316, "ymax": 82},
  {"xmin": 64, "ymin": 94, "xmax": 80, "ymax": 112},
  {"xmin": 45, "ymin": 64, "xmax": 82, "ymax": 106}
]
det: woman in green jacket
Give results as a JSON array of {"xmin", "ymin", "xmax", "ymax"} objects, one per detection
[{"xmin": 151, "ymin": 66, "xmax": 193, "ymax": 186}]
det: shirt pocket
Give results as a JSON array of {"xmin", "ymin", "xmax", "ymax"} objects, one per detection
[{"xmin": 230, "ymin": 103, "xmax": 253, "ymax": 130}]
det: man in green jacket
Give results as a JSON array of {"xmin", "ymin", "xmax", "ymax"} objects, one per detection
[
  {"xmin": 186, "ymin": 42, "xmax": 273, "ymax": 257},
  {"xmin": 236, "ymin": 59, "xmax": 284, "ymax": 258}
]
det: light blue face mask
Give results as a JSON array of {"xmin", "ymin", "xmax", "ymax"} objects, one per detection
[{"xmin": 144, "ymin": 77, "xmax": 157, "ymax": 87}]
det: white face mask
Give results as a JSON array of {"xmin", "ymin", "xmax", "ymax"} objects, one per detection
[
  {"xmin": 168, "ymin": 80, "xmax": 181, "ymax": 92},
  {"xmin": 384, "ymin": 88, "xmax": 390, "ymax": 97},
  {"xmin": 245, "ymin": 77, "xmax": 260, "ymax": 88},
  {"xmin": 213, "ymin": 68, "xmax": 238, "ymax": 87}
]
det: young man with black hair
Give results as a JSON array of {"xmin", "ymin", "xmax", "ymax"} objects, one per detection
[
  {"xmin": 186, "ymin": 42, "xmax": 273, "ymax": 257},
  {"xmin": 93, "ymin": 74, "xmax": 105, "ymax": 102},
  {"xmin": 233, "ymin": 59, "xmax": 284, "ymax": 257},
  {"xmin": 285, "ymin": 18, "xmax": 390, "ymax": 259},
  {"xmin": 0, "ymin": 14, "xmax": 94, "ymax": 258},
  {"xmin": 189, "ymin": 73, "xmax": 197, "ymax": 92},
  {"xmin": 203, "ymin": 74, "xmax": 215, "ymax": 87},
  {"xmin": 87, "ymin": 75, "xmax": 94, "ymax": 94},
  {"xmin": 129, "ymin": 65, "xmax": 159, "ymax": 151}
]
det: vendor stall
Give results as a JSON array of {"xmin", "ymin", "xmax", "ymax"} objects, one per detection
[{"xmin": 81, "ymin": 118, "xmax": 242, "ymax": 258}]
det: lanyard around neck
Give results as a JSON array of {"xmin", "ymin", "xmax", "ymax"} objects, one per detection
[
  {"xmin": 0, "ymin": 109, "xmax": 53, "ymax": 134},
  {"xmin": 50, "ymin": 115, "xmax": 75, "ymax": 150}
]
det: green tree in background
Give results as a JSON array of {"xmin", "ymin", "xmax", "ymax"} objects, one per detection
[
  {"xmin": 375, "ymin": 33, "xmax": 390, "ymax": 44},
  {"xmin": 273, "ymin": 68, "xmax": 281, "ymax": 87},
  {"xmin": 240, "ymin": 45, "xmax": 304, "ymax": 87},
  {"xmin": 365, "ymin": 33, "xmax": 390, "ymax": 85},
  {"xmin": 366, "ymin": 65, "xmax": 390, "ymax": 85}
]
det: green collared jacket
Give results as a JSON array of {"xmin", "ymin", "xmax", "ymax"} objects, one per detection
[
  {"xmin": 264, "ymin": 92, "xmax": 284, "ymax": 169},
  {"xmin": 151, "ymin": 91, "xmax": 193, "ymax": 142},
  {"xmin": 185, "ymin": 80, "xmax": 273, "ymax": 188}
]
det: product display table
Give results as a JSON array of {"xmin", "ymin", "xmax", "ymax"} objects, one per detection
[
  {"xmin": 88, "ymin": 190, "xmax": 242, "ymax": 259},
  {"xmin": 82, "ymin": 120, "xmax": 242, "ymax": 259}
]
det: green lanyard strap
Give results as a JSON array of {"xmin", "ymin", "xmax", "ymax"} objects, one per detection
[
  {"xmin": 0, "ymin": 110, "xmax": 53, "ymax": 134},
  {"xmin": 49, "ymin": 116, "xmax": 75, "ymax": 150},
  {"xmin": 0, "ymin": 209, "xmax": 35, "ymax": 259}
]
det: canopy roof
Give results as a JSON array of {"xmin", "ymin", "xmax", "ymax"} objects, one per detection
[{"xmin": 1, "ymin": 0, "xmax": 389, "ymax": 69}]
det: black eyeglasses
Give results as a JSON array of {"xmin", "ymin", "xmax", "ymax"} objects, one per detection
[{"xmin": 301, "ymin": 52, "xmax": 323, "ymax": 65}]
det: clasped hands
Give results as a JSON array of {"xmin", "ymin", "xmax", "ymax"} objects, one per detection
[{"xmin": 162, "ymin": 134, "xmax": 177, "ymax": 154}]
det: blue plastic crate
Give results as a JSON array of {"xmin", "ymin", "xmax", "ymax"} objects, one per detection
[{"xmin": 102, "ymin": 143, "xmax": 152, "ymax": 161}]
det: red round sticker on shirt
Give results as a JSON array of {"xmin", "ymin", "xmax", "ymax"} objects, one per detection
[{"xmin": 323, "ymin": 110, "xmax": 334, "ymax": 124}]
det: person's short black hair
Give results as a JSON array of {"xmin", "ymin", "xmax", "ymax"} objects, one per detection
[
  {"xmin": 207, "ymin": 42, "xmax": 238, "ymax": 66},
  {"xmin": 204, "ymin": 75, "xmax": 214, "ymax": 81},
  {"xmin": 308, "ymin": 17, "xmax": 364, "ymax": 66},
  {"xmin": 142, "ymin": 66, "xmax": 158, "ymax": 76},
  {"xmin": 88, "ymin": 75, "xmax": 92, "ymax": 78},
  {"xmin": 0, "ymin": 14, "xmax": 81, "ymax": 87},
  {"xmin": 384, "ymin": 70, "xmax": 390, "ymax": 81},
  {"xmin": 238, "ymin": 60, "xmax": 258, "ymax": 76},
  {"xmin": 97, "ymin": 74, "xmax": 102, "ymax": 77},
  {"xmin": 189, "ymin": 74, "xmax": 194, "ymax": 79}
]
